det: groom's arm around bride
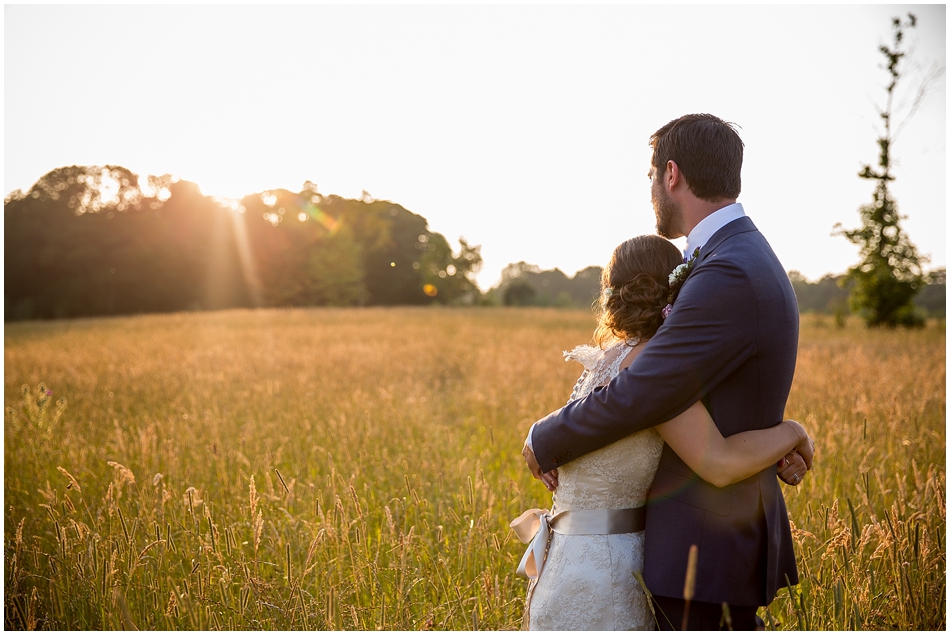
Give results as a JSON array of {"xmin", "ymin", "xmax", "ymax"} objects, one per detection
[{"xmin": 525, "ymin": 114, "xmax": 810, "ymax": 629}]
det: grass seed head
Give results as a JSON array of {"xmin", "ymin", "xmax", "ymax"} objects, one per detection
[
  {"xmin": 57, "ymin": 467, "xmax": 82, "ymax": 493},
  {"xmin": 253, "ymin": 509, "xmax": 263, "ymax": 554},
  {"xmin": 107, "ymin": 461, "xmax": 136, "ymax": 487},
  {"xmin": 249, "ymin": 476, "xmax": 259, "ymax": 517}
]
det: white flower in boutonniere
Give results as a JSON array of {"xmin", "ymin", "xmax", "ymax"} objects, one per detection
[
  {"xmin": 662, "ymin": 247, "xmax": 701, "ymax": 320},
  {"xmin": 669, "ymin": 263, "xmax": 689, "ymax": 286}
]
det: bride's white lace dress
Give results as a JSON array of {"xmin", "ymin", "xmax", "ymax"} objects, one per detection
[{"xmin": 526, "ymin": 339, "xmax": 664, "ymax": 631}]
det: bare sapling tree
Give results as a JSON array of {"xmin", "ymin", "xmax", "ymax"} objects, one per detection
[{"xmin": 835, "ymin": 13, "xmax": 945, "ymax": 327}]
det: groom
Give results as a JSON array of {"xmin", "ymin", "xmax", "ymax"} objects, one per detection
[{"xmin": 523, "ymin": 114, "xmax": 811, "ymax": 630}]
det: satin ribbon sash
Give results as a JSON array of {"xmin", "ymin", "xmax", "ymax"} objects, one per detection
[{"xmin": 510, "ymin": 506, "xmax": 646, "ymax": 579}]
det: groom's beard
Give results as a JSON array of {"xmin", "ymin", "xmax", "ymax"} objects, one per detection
[{"xmin": 653, "ymin": 186, "xmax": 678, "ymax": 239}]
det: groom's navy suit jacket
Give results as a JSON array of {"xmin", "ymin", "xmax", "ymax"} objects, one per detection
[{"xmin": 533, "ymin": 216, "xmax": 799, "ymax": 607}]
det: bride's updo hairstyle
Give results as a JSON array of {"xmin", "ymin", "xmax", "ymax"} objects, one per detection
[{"xmin": 593, "ymin": 235, "xmax": 684, "ymax": 347}]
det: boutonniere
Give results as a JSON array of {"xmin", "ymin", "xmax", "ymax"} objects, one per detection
[{"xmin": 662, "ymin": 247, "xmax": 701, "ymax": 319}]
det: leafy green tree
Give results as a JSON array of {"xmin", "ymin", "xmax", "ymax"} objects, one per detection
[
  {"xmin": 836, "ymin": 13, "xmax": 942, "ymax": 327},
  {"xmin": 916, "ymin": 268, "xmax": 946, "ymax": 319},
  {"xmin": 241, "ymin": 187, "xmax": 327, "ymax": 307},
  {"xmin": 788, "ymin": 271, "xmax": 851, "ymax": 315},
  {"xmin": 5, "ymin": 166, "xmax": 481, "ymax": 318},
  {"xmin": 449, "ymin": 237, "xmax": 484, "ymax": 304},
  {"xmin": 495, "ymin": 262, "xmax": 601, "ymax": 308},
  {"xmin": 418, "ymin": 234, "xmax": 483, "ymax": 305},
  {"xmin": 503, "ymin": 280, "xmax": 537, "ymax": 306},
  {"xmin": 304, "ymin": 225, "xmax": 368, "ymax": 306},
  {"xmin": 4, "ymin": 165, "xmax": 217, "ymax": 319}
]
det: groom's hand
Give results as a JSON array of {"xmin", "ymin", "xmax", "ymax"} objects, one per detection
[{"xmin": 522, "ymin": 442, "xmax": 558, "ymax": 491}]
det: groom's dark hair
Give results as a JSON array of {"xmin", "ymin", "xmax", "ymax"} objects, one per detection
[{"xmin": 650, "ymin": 114, "xmax": 743, "ymax": 201}]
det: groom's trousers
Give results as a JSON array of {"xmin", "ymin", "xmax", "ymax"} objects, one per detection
[{"xmin": 652, "ymin": 595, "xmax": 764, "ymax": 631}]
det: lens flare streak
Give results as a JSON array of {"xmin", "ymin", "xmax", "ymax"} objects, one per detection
[{"xmin": 304, "ymin": 203, "xmax": 341, "ymax": 236}]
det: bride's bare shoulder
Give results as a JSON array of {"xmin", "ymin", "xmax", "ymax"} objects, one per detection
[{"xmin": 619, "ymin": 339, "xmax": 649, "ymax": 372}]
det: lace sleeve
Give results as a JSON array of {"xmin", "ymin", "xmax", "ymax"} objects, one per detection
[
  {"xmin": 563, "ymin": 344, "xmax": 602, "ymax": 369},
  {"xmin": 563, "ymin": 341, "xmax": 638, "ymax": 404},
  {"xmin": 563, "ymin": 345, "xmax": 605, "ymax": 404}
]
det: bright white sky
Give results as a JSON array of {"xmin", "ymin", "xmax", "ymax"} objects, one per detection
[{"xmin": 5, "ymin": 4, "xmax": 946, "ymax": 290}]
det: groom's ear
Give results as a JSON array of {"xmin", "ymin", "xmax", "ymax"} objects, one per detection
[{"xmin": 665, "ymin": 160, "xmax": 683, "ymax": 190}]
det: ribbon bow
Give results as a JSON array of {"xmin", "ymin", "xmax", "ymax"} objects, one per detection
[{"xmin": 510, "ymin": 508, "xmax": 552, "ymax": 579}]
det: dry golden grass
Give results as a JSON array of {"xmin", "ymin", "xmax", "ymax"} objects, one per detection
[{"xmin": 4, "ymin": 309, "xmax": 945, "ymax": 629}]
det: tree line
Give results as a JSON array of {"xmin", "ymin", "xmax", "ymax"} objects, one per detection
[
  {"xmin": 788, "ymin": 270, "xmax": 944, "ymax": 320},
  {"xmin": 5, "ymin": 165, "xmax": 482, "ymax": 320},
  {"xmin": 4, "ymin": 163, "xmax": 944, "ymax": 322},
  {"xmin": 492, "ymin": 262, "xmax": 602, "ymax": 308},
  {"xmin": 492, "ymin": 265, "xmax": 944, "ymax": 319}
]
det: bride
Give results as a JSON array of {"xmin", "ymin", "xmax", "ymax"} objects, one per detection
[{"xmin": 512, "ymin": 234, "xmax": 813, "ymax": 630}]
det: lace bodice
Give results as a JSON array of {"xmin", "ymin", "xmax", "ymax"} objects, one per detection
[
  {"xmin": 551, "ymin": 340, "xmax": 664, "ymax": 513},
  {"xmin": 525, "ymin": 339, "xmax": 663, "ymax": 630}
]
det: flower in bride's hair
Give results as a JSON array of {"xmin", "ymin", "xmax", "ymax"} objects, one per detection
[
  {"xmin": 662, "ymin": 304, "xmax": 673, "ymax": 319},
  {"xmin": 604, "ymin": 287, "xmax": 614, "ymax": 297}
]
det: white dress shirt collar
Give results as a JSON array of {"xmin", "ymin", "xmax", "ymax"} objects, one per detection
[{"xmin": 684, "ymin": 202, "xmax": 746, "ymax": 259}]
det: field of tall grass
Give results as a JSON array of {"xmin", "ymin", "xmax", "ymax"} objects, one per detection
[{"xmin": 4, "ymin": 308, "xmax": 945, "ymax": 630}]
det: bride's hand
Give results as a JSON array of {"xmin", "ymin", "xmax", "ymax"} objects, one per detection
[
  {"xmin": 782, "ymin": 419, "xmax": 815, "ymax": 470},
  {"xmin": 777, "ymin": 451, "xmax": 808, "ymax": 486},
  {"xmin": 522, "ymin": 443, "xmax": 559, "ymax": 491}
]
